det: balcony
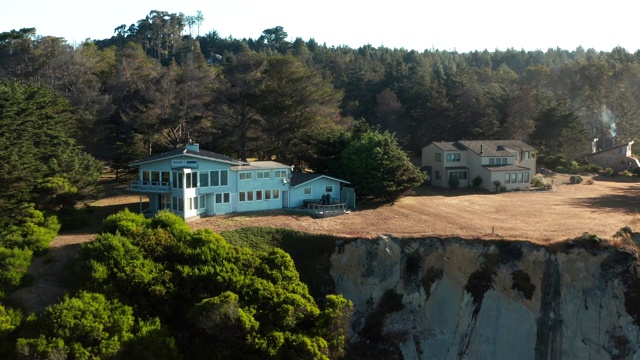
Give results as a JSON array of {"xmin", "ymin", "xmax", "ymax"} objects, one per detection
[{"xmin": 131, "ymin": 181, "xmax": 171, "ymax": 193}]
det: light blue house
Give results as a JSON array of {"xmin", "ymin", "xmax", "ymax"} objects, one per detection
[{"xmin": 129, "ymin": 144, "xmax": 352, "ymax": 220}]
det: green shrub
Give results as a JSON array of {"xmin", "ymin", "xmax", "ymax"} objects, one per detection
[
  {"xmin": 101, "ymin": 208, "xmax": 149, "ymax": 236},
  {"xmin": 619, "ymin": 170, "xmax": 633, "ymax": 177},
  {"xmin": 554, "ymin": 166, "xmax": 567, "ymax": 173},
  {"xmin": 493, "ymin": 180, "xmax": 501, "ymax": 192},
  {"xmin": 633, "ymin": 168, "xmax": 640, "ymax": 176},
  {"xmin": 531, "ymin": 174, "xmax": 546, "ymax": 187},
  {"xmin": 604, "ymin": 168, "xmax": 614, "ymax": 176},
  {"xmin": 448, "ymin": 176, "xmax": 460, "ymax": 189},
  {"xmin": 569, "ymin": 175, "xmax": 583, "ymax": 184},
  {"xmin": 586, "ymin": 164, "xmax": 603, "ymax": 174},
  {"xmin": 472, "ymin": 176, "xmax": 483, "ymax": 188}
]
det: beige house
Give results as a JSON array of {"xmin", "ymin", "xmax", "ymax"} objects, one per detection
[
  {"xmin": 422, "ymin": 140, "xmax": 536, "ymax": 191},
  {"xmin": 586, "ymin": 141, "xmax": 639, "ymax": 172}
]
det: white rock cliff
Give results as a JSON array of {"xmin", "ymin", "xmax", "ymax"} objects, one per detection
[{"xmin": 330, "ymin": 234, "xmax": 640, "ymax": 359}]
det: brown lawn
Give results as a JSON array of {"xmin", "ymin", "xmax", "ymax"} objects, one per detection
[{"xmin": 191, "ymin": 174, "xmax": 640, "ymax": 244}]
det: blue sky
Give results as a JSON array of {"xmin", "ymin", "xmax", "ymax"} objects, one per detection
[{"xmin": 2, "ymin": 0, "xmax": 638, "ymax": 53}]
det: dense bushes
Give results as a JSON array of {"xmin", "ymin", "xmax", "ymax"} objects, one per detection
[{"xmin": 70, "ymin": 210, "xmax": 353, "ymax": 359}]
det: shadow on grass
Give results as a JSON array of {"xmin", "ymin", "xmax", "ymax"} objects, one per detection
[{"xmin": 568, "ymin": 182, "xmax": 640, "ymax": 214}]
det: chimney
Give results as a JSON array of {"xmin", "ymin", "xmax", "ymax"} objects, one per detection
[
  {"xmin": 186, "ymin": 143, "xmax": 199, "ymax": 152},
  {"xmin": 591, "ymin": 138, "xmax": 598, "ymax": 153},
  {"xmin": 480, "ymin": 144, "xmax": 484, "ymax": 155}
]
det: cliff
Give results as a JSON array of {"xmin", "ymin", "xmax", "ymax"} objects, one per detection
[{"xmin": 331, "ymin": 230, "xmax": 640, "ymax": 359}]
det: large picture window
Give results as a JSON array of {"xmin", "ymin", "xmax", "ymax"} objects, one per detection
[{"xmin": 239, "ymin": 172, "xmax": 253, "ymax": 180}]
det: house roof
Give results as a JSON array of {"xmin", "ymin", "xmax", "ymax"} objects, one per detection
[
  {"xmin": 431, "ymin": 141, "xmax": 467, "ymax": 151},
  {"xmin": 587, "ymin": 141, "xmax": 634, "ymax": 157},
  {"xmin": 483, "ymin": 164, "xmax": 532, "ymax": 172},
  {"xmin": 290, "ymin": 173, "xmax": 350, "ymax": 187},
  {"xmin": 458, "ymin": 140, "xmax": 534, "ymax": 157},
  {"xmin": 129, "ymin": 147, "xmax": 247, "ymax": 167},
  {"xmin": 231, "ymin": 161, "xmax": 290, "ymax": 171}
]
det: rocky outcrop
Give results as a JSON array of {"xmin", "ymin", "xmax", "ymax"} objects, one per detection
[{"xmin": 330, "ymin": 233, "xmax": 640, "ymax": 359}]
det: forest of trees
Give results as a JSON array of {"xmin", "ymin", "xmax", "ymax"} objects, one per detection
[
  {"xmin": 2, "ymin": 8, "xmax": 640, "ymax": 358},
  {"xmin": 4, "ymin": 10, "xmax": 640, "ymax": 170}
]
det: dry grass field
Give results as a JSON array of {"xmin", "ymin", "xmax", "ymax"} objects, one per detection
[
  {"xmin": 11, "ymin": 173, "xmax": 640, "ymax": 312},
  {"xmin": 49, "ymin": 173, "xmax": 640, "ymax": 247},
  {"xmin": 191, "ymin": 173, "xmax": 640, "ymax": 244}
]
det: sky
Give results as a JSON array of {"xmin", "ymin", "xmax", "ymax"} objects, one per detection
[{"xmin": 2, "ymin": 0, "xmax": 638, "ymax": 53}]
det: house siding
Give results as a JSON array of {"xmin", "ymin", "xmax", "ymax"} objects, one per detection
[
  {"xmin": 290, "ymin": 178, "xmax": 342, "ymax": 208},
  {"xmin": 234, "ymin": 168, "xmax": 290, "ymax": 213}
]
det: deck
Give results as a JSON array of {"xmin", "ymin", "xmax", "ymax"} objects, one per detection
[{"xmin": 303, "ymin": 199, "xmax": 349, "ymax": 218}]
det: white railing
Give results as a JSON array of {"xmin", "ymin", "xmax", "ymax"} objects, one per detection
[{"xmin": 131, "ymin": 181, "xmax": 171, "ymax": 192}]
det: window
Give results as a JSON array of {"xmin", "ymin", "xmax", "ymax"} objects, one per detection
[
  {"xmin": 215, "ymin": 193, "xmax": 230, "ymax": 204},
  {"xmin": 188, "ymin": 196, "xmax": 199, "ymax": 210},
  {"xmin": 274, "ymin": 170, "xmax": 288, "ymax": 178},
  {"xmin": 210, "ymin": 171, "xmax": 219, "ymax": 186},
  {"xmin": 161, "ymin": 172, "xmax": 170, "ymax": 183},
  {"xmin": 142, "ymin": 171, "xmax": 150, "ymax": 182},
  {"xmin": 449, "ymin": 171, "xmax": 467, "ymax": 180},
  {"xmin": 172, "ymin": 197, "xmax": 178, "ymax": 210},
  {"xmin": 172, "ymin": 160, "xmax": 184, "ymax": 166},
  {"xmin": 239, "ymin": 191, "xmax": 254, "ymax": 202},
  {"xmin": 511, "ymin": 173, "xmax": 516, "ymax": 183},
  {"xmin": 435, "ymin": 153, "xmax": 442, "ymax": 162},
  {"xmin": 209, "ymin": 170, "xmax": 229, "ymax": 187},
  {"xmin": 501, "ymin": 158, "xmax": 507, "ymax": 165},
  {"xmin": 186, "ymin": 160, "xmax": 198, "ymax": 167},
  {"xmin": 186, "ymin": 172, "xmax": 197, "ymax": 188},
  {"xmin": 517, "ymin": 173, "xmax": 523, "ymax": 183},
  {"xmin": 273, "ymin": 189, "xmax": 280, "ymax": 199},
  {"xmin": 524, "ymin": 172, "xmax": 530, "ymax": 183},
  {"xmin": 489, "ymin": 158, "xmax": 495, "ymax": 165},
  {"xmin": 325, "ymin": 185, "xmax": 333, "ymax": 193},
  {"xmin": 239, "ymin": 172, "xmax": 252, "ymax": 180},
  {"xmin": 620, "ymin": 147, "xmax": 627, "ymax": 155},
  {"xmin": 505, "ymin": 173, "xmax": 510, "ymax": 184},
  {"xmin": 200, "ymin": 172, "xmax": 209, "ymax": 187},
  {"xmin": 256, "ymin": 190, "xmax": 263, "ymax": 201},
  {"xmin": 257, "ymin": 171, "xmax": 270, "ymax": 179},
  {"xmin": 435, "ymin": 171, "xmax": 442, "ymax": 180},
  {"xmin": 303, "ymin": 187, "xmax": 312, "ymax": 195},
  {"xmin": 446, "ymin": 153, "xmax": 461, "ymax": 162},
  {"xmin": 172, "ymin": 172, "xmax": 183, "ymax": 189},
  {"xmin": 265, "ymin": 189, "xmax": 272, "ymax": 200},
  {"xmin": 220, "ymin": 170, "xmax": 228, "ymax": 186},
  {"xmin": 199, "ymin": 195, "xmax": 206, "ymax": 209}
]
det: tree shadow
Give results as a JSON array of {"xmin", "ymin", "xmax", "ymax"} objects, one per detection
[{"xmin": 569, "ymin": 182, "xmax": 640, "ymax": 214}]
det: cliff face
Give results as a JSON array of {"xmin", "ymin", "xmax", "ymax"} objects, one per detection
[{"xmin": 330, "ymin": 234, "xmax": 640, "ymax": 360}]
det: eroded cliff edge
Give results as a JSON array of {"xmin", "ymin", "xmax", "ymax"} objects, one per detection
[{"xmin": 330, "ymin": 231, "xmax": 640, "ymax": 359}]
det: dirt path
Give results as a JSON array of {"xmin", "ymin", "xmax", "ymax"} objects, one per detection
[{"xmin": 8, "ymin": 182, "xmax": 142, "ymax": 313}]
